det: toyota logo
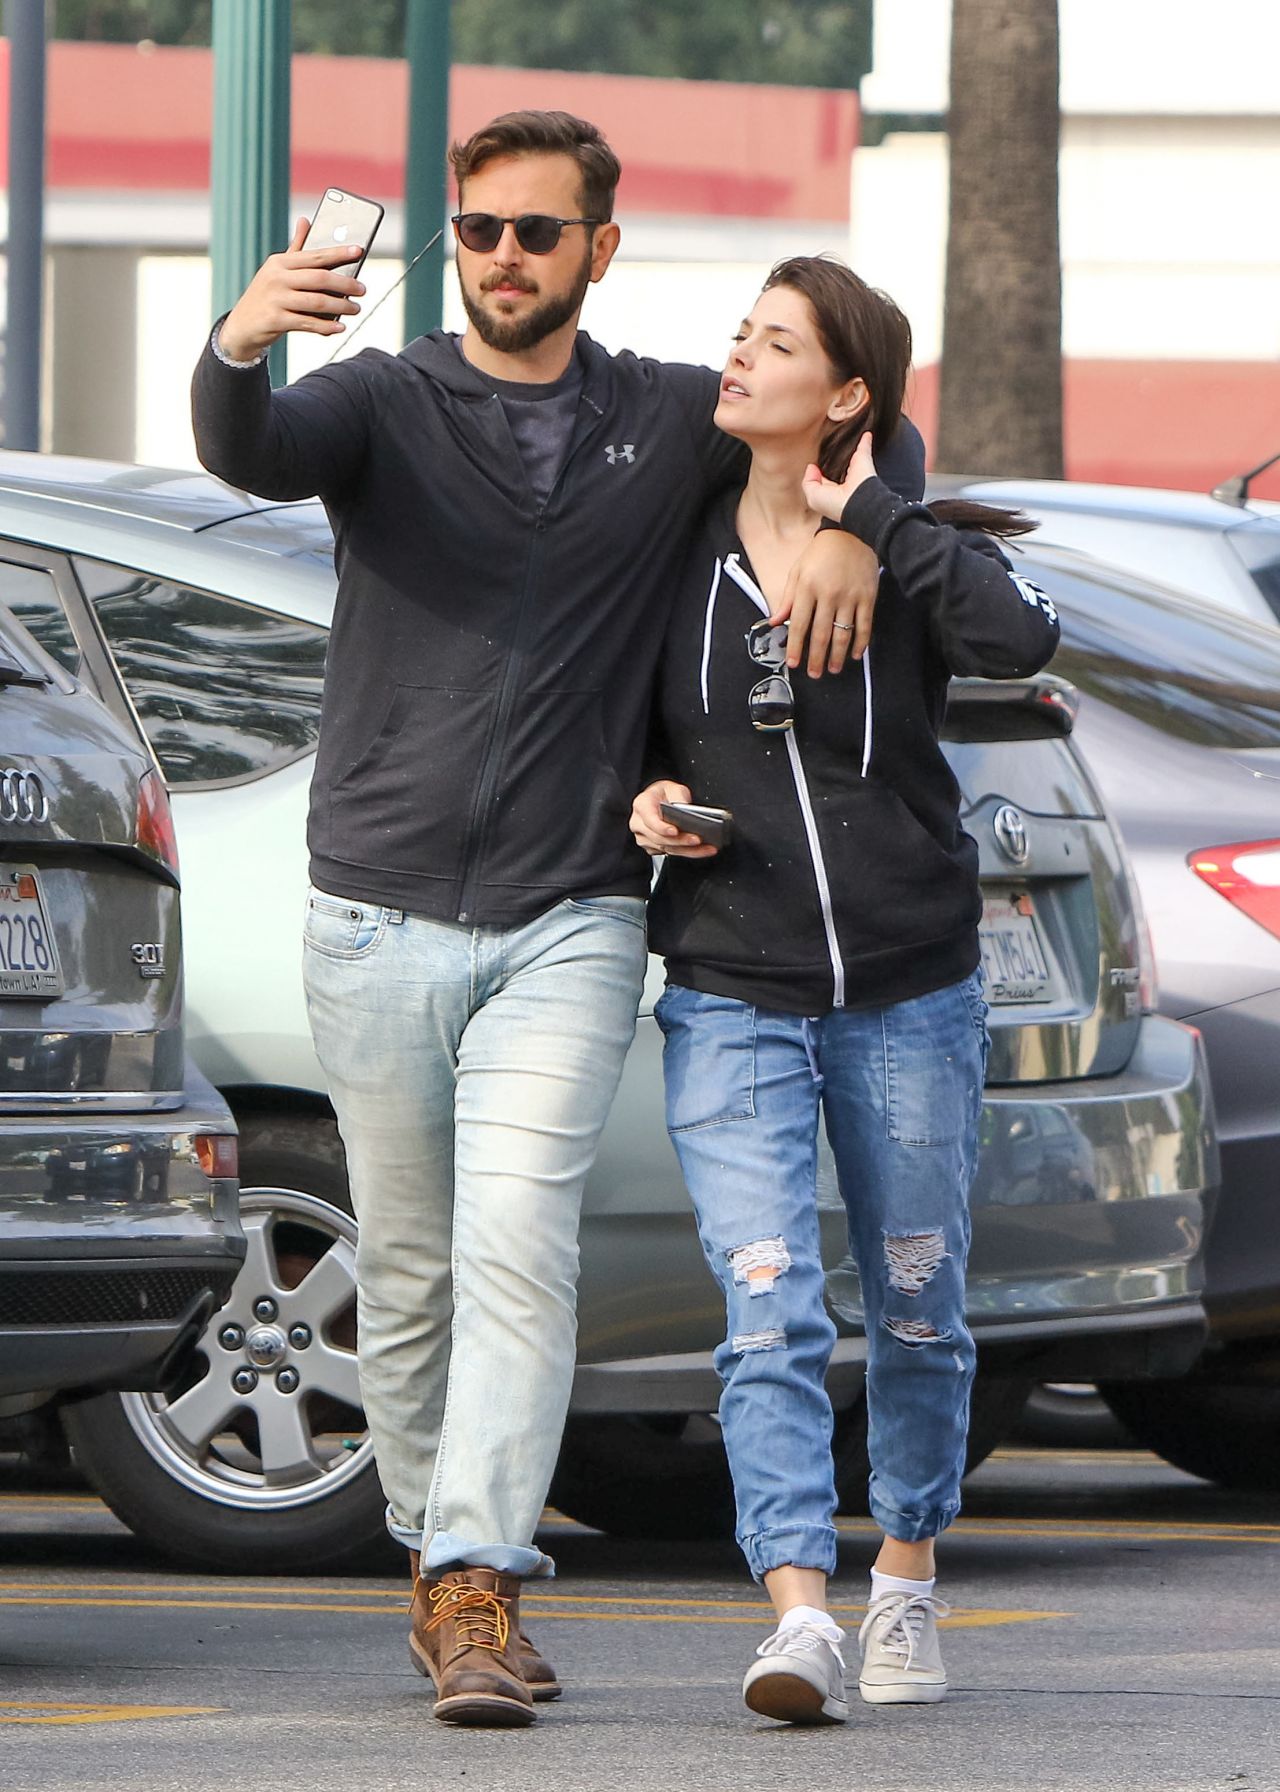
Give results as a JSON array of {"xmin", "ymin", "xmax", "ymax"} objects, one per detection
[
  {"xmin": 993, "ymin": 804, "xmax": 1029, "ymax": 865},
  {"xmin": 0, "ymin": 769, "xmax": 48, "ymax": 825}
]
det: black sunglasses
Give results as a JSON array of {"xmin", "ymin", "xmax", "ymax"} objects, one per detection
[
  {"xmin": 745, "ymin": 619, "xmax": 794, "ymax": 732},
  {"xmin": 452, "ymin": 212, "xmax": 601, "ymax": 255}
]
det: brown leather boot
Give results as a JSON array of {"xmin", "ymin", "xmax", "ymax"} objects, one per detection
[
  {"xmin": 409, "ymin": 1552, "xmax": 561, "ymax": 1702},
  {"xmin": 408, "ymin": 1562, "xmax": 534, "ymax": 1725}
]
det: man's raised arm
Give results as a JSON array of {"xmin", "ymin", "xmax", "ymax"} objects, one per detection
[{"xmin": 191, "ymin": 217, "xmax": 376, "ymax": 502}]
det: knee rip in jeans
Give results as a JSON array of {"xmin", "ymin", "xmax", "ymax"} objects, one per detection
[
  {"xmin": 883, "ymin": 1315, "xmax": 953, "ymax": 1348},
  {"xmin": 883, "ymin": 1229, "xmax": 948, "ymax": 1297},
  {"xmin": 732, "ymin": 1326, "xmax": 787, "ymax": 1353},
  {"xmin": 727, "ymin": 1235, "xmax": 792, "ymax": 1297}
]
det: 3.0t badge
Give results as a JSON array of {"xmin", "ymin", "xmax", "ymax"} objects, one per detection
[{"xmin": 130, "ymin": 942, "xmax": 166, "ymax": 979}]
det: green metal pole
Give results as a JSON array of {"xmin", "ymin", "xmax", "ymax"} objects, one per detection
[
  {"xmin": 403, "ymin": 0, "xmax": 451, "ymax": 341},
  {"xmin": 211, "ymin": 0, "xmax": 292, "ymax": 386}
]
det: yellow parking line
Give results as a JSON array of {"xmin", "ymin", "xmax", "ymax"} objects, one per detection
[
  {"xmin": 0, "ymin": 1581, "xmax": 1052, "ymax": 1621},
  {"xmin": 0, "ymin": 1589, "xmax": 1065, "ymax": 1628},
  {"xmin": 0, "ymin": 1701, "xmax": 222, "ymax": 1726},
  {"xmin": 835, "ymin": 1517, "xmax": 1280, "ymax": 1543},
  {"xmin": 0, "ymin": 1493, "xmax": 105, "ymax": 1504}
]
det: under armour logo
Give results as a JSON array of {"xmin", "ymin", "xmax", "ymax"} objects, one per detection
[{"xmin": 605, "ymin": 443, "xmax": 636, "ymax": 465}]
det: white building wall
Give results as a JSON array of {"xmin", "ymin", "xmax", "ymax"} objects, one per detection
[
  {"xmin": 864, "ymin": 0, "xmax": 1280, "ymax": 116},
  {"xmin": 136, "ymin": 239, "xmax": 811, "ymax": 469},
  {"xmin": 851, "ymin": 115, "xmax": 1280, "ymax": 367}
]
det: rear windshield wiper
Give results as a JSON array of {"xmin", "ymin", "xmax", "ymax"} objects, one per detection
[{"xmin": 0, "ymin": 652, "xmax": 51, "ymax": 688}]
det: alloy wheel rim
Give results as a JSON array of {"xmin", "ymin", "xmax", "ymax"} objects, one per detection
[{"xmin": 118, "ymin": 1186, "xmax": 372, "ymax": 1510}]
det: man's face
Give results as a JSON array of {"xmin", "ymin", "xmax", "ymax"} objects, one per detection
[{"xmin": 454, "ymin": 152, "xmax": 613, "ymax": 354}]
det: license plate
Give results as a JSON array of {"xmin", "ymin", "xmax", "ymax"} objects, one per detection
[
  {"xmin": 0, "ymin": 867, "xmax": 64, "ymax": 999},
  {"xmin": 979, "ymin": 892, "xmax": 1060, "ymax": 1006}
]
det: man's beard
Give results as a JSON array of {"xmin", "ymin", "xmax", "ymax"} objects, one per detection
[{"xmin": 459, "ymin": 251, "xmax": 593, "ymax": 354}]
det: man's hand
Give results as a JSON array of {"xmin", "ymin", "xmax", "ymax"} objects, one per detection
[
  {"xmin": 218, "ymin": 218, "xmax": 367, "ymax": 363},
  {"xmin": 630, "ymin": 781, "xmax": 719, "ymax": 859},
  {"xmin": 771, "ymin": 516, "xmax": 880, "ymax": 677}
]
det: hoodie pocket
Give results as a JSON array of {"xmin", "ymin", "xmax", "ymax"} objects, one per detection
[
  {"xmin": 826, "ymin": 779, "xmax": 979, "ymax": 959},
  {"xmin": 481, "ymin": 689, "xmax": 633, "ymax": 889},
  {"xmin": 327, "ymin": 684, "xmax": 497, "ymax": 880}
]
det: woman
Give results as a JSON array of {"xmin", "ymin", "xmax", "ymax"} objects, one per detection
[{"xmin": 630, "ymin": 256, "xmax": 1058, "ymax": 1726}]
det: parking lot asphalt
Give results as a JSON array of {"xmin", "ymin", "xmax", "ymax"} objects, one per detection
[{"xmin": 1, "ymin": 1446, "xmax": 1277, "ymax": 1792}]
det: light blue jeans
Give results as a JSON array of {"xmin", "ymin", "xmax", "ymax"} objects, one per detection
[
  {"xmin": 655, "ymin": 972, "xmax": 988, "ymax": 1579},
  {"xmin": 302, "ymin": 888, "xmax": 647, "ymax": 1578}
]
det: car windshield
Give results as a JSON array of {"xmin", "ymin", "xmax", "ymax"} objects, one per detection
[{"xmin": 1024, "ymin": 547, "xmax": 1280, "ymax": 749}]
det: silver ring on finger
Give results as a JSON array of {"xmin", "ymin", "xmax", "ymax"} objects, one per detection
[{"xmin": 831, "ymin": 621, "xmax": 855, "ymax": 633}]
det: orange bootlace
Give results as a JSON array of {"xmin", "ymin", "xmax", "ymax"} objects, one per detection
[{"xmin": 426, "ymin": 1582, "xmax": 511, "ymax": 1654}]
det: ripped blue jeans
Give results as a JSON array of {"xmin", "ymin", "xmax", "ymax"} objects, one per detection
[{"xmin": 655, "ymin": 973, "xmax": 988, "ymax": 1579}]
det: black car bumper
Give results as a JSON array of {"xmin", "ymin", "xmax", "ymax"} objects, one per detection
[{"xmin": 0, "ymin": 1061, "xmax": 243, "ymax": 1397}]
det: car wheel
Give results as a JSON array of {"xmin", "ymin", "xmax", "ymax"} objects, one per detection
[
  {"xmin": 1012, "ymin": 1382, "xmax": 1133, "ymax": 1450},
  {"xmin": 62, "ymin": 1113, "xmax": 389, "ymax": 1573},
  {"xmin": 1098, "ymin": 1381, "xmax": 1280, "ymax": 1490},
  {"xmin": 549, "ymin": 1375, "xmax": 1032, "ymax": 1541},
  {"xmin": 550, "ymin": 1405, "xmax": 873, "ymax": 1541},
  {"xmin": 832, "ymin": 1373, "xmax": 1033, "ymax": 1511}
]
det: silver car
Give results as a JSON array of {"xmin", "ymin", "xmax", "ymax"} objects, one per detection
[
  {"xmin": 0, "ymin": 453, "xmax": 1216, "ymax": 1566},
  {"xmin": 0, "ymin": 540, "xmax": 243, "ymax": 1428},
  {"xmin": 934, "ymin": 477, "xmax": 1280, "ymax": 630}
]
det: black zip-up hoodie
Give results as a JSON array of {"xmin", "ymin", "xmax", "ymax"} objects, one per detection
[
  {"xmin": 647, "ymin": 478, "xmax": 1061, "ymax": 1013},
  {"xmin": 191, "ymin": 329, "xmax": 924, "ymax": 926}
]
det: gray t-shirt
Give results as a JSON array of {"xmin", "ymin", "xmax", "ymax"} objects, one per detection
[{"xmin": 457, "ymin": 340, "xmax": 584, "ymax": 506}]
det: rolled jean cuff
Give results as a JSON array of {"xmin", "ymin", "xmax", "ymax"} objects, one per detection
[
  {"xmin": 868, "ymin": 1492, "xmax": 960, "ymax": 1545},
  {"xmin": 741, "ymin": 1521, "xmax": 839, "ymax": 1583},
  {"xmin": 385, "ymin": 1510, "xmax": 556, "ymax": 1579},
  {"xmin": 426, "ymin": 1528, "xmax": 555, "ymax": 1580}
]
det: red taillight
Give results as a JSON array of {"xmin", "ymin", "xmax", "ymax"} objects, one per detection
[
  {"xmin": 137, "ymin": 769, "xmax": 180, "ymax": 878},
  {"xmin": 195, "ymin": 1133, "xmax": 238, "ymax": 1180},
  {"xmin": 1189, "ymin": 839, "xmax": 1280, "ymax": 940}
]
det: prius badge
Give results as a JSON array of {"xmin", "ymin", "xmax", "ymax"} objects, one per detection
[{"xmin": 993, "ymin": 805, "xmax": 1029, "ymax": 865}]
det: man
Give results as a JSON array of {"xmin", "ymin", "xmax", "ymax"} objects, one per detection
[{"xmin": 193, "ymin": 109, "xmax": 924, "ymax": 1727}]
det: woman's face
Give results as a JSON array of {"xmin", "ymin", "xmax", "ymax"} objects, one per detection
[{"xmin": 713, "ymin": 284, "xmax": 866, "ymax": 454}]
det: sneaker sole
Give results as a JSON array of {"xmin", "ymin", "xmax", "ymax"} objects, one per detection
[
  {"xmin": 744, "ymin": 1668, "xmax": 848, "ymax": 1725},
  {"xmin": 859, "ymin": 1677, "xmax": 947, "ymax": 1706}
]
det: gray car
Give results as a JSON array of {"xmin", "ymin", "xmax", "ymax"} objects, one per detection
[
  {"xmin": 0, "ymin": 454, "xmax": 1216, "ymax": 1565},
  {"xmin": 1021, "ymin": 543, "xmax": 1280, "ymax": 1489},
  {"xmin": 0, "ymin": 555, "xmax": 243, "ymax": 1438}
]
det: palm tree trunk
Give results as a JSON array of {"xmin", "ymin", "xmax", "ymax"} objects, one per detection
[{"xmin": 935, "ymin": 0, "xmax": 1063, "ymax": 477}]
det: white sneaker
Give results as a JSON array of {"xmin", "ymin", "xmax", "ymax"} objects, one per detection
[
  {"xmin": 857, "ymin": 1592, "xmax": 950, "ymax": 1705},
  {"xmin": 742, "ymin": 1619, "xmax": 849, "ymax": 1725}
]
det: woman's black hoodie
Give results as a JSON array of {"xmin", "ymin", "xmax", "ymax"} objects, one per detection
[{"xmin": 647, "ymin": 478, "xmax": 1062, "ymax": 1014}]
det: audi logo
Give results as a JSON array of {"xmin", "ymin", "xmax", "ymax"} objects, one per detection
[{"xmin": 0, "ymin": 769, "xmax": 49, "ymax": 825}]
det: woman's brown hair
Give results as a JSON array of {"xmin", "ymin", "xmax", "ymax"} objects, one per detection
[{"xmin": 763, "ymin": 255, "xmax": 1035, "ymax": 541}]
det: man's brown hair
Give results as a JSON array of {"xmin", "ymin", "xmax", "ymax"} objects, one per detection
[{"xmin": 449, "ymin": 110, "xmax": 621, "ymax": 222}]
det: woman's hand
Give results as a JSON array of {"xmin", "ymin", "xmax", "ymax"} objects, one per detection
[
  {"xmin": 801, "ymin": 430, "xmax": 878, "ymax": 524},
  {"xmin": 630, "ymin": 781, "xmax": 719, "ymax": 859}
]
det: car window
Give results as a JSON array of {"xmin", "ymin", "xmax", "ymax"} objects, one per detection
[
  {"xmin": 0, "ymin": 559, "xmax": 82, "ymax": 675},
  {"xmin": 1032, "ymin": 551, "xmax": 1280, "ymax": 749},
  {"xmin": 73, "ymin": 558, "xmax": 329, "ymax": 786}
]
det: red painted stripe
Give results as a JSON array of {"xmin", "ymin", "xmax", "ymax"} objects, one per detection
[
  {"xmin": 909, "ymin": 360, "xmax": 1280, "ymax": 499},
  {"xmin": 12, "ymin": 41, "xmax": 858, "ymax": 221}
]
